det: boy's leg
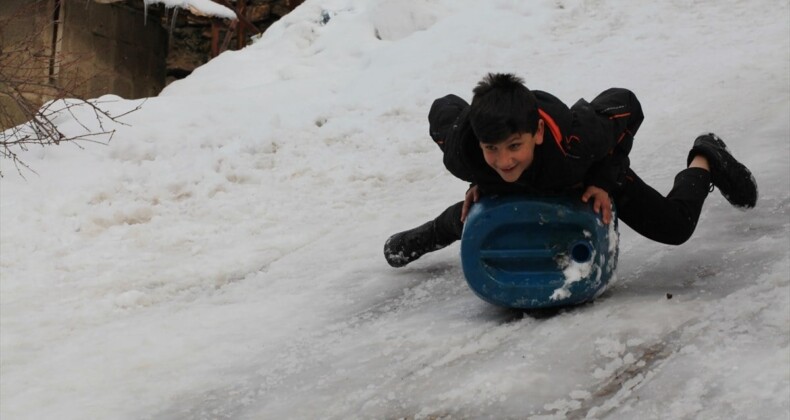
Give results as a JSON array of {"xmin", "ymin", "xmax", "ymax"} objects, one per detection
[
  {"xmin": 687, "ymin": 133, "xmax": 758, "ymax": 208},
  {"xmin": 613, "ymin": 168, "xmax": 711, "ymax": 245},
  {"xmin": 383, "ymin": 95, "xmax": 471, "ymax": 267},
  {"xmin": 384, "ymin": 202, "xmax": 464, "ymax": 267},
  {"xmin": 613, "ymin": 133, "xmax": 757, "ymax": 245}
]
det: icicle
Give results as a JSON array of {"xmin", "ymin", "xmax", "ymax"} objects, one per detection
[
  {"xmin": 143, "ymin": 0, "xmax": 148, "ymax": 26},
  {"xmin": 170, "ymin": 7, "xmax": 179, "ymax": 38}
]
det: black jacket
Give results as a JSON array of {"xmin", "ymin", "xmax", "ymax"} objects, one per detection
[{"xmin": 428, "ymin": 88, "xmax": 644, "ymax": 195}]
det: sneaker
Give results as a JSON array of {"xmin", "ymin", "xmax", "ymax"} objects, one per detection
[
  {"xmin": 688, "ymin": 133, "xmax": 758, "ymax": 209},
  {"xmin": 384, "ymin": 221, "xmax": 452, "ymax": 267}
]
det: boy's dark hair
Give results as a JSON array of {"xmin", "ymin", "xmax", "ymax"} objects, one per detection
[{"xmin": 469, "ymin": 73, "xmax": 539, "ymax": 144}]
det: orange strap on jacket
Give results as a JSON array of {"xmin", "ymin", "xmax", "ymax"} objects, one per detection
[{"xmin": 538, "ymin": 108, "xmax": 566, "ymax": 155}]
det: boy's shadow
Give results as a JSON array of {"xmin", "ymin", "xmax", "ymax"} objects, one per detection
[{"xmin": 478, "ymin": 302, "xmax": 592, "ymax": 324}]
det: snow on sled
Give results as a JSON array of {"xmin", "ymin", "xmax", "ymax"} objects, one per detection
[{"xmin": 460, "ymin": 195, "xmax": 619, "ymax": 309}]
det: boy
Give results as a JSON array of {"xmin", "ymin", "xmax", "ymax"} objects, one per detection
[{"xmin": 384, "ymin": 73, "xmax": 758, "ymax": 268}]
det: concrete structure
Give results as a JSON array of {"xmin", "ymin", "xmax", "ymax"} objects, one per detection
[{"xmin": 58, "ymin": 0, "xmax": 168, "ymax": 99}]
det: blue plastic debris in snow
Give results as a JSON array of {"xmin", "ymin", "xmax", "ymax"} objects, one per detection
[{"xmin": 460, "ymin": 195, "xmax": 619, "ymax": 309}]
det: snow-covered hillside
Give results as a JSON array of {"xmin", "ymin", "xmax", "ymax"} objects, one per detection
[{"xmin": 1, "ymin": 0, "xmax": 788, "ymax": 418}]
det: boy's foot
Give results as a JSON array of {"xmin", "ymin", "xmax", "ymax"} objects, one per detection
[
  {"xmin": 384, "ymin": 221, "xmax": 452, "ymax": 267},
  {"xmin": 688, "ymin": 133, "xmax": 758, "ymax": 208}
]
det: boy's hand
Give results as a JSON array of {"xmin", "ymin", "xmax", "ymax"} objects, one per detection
[
  {"xmin": 581, "ymin": 185, "xmax": 612, "ymax": 224},
  {"xmin": 460, "ymin": 185, "xmax": 480, "ymax": 223}
]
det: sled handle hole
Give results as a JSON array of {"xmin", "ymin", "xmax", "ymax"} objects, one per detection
[{"xmin": 570, "ymin": 241, "xmax": 593, "ymax": 263}]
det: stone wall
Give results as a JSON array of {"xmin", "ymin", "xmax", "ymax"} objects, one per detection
[{"xmin": 0, "ymin": 0, "xmax": 56, "ymax": 128}]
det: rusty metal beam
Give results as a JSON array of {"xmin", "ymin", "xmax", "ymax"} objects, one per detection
[
  {"xmin": 213, "ymin": 0, "xmax": 260, "ymax": 36},
  {"xmin": 219, "ymin": 19, "xmax": 237, "ymax": 54},
  {"xmin": 211, "ymin": 21, "xmax": 220, "ymax": 57},
  {"xmin": 236, "ymin": 0, "xmax": 246, "ymax": 49}
]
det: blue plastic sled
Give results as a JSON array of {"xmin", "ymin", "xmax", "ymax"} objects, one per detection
[{"xmin": 460, "ymin": 195, "xmax": 619, "ymax": 309}]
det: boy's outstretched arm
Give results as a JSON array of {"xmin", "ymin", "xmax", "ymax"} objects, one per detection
[{"xmin": 581, "ymin": 185, "xmax": 613, "ymax": 224}]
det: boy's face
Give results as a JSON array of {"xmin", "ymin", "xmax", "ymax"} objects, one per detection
[{"xmin": 479, "ymin": 119, "xmax": 545, "ymax": 183}]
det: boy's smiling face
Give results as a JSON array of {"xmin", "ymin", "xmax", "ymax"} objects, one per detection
[{"xmin": 479, "ymin": 119, "xmax": 545, "ymax": 182}]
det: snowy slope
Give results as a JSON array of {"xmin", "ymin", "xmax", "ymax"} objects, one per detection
[{"xmin": 1, "ymin": 0, "xmax": 788, "ymax": 418}]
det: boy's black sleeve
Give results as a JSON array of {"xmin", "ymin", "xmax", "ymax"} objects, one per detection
[
  {"xmin": 428, "ymin": 94, "xmax": 468, "ymax": 147},
  {"xmin": 569, "ymin": 88, "xmax": 644, "ymax": 192},
  {"xmin": 427, "ymin": 95, "xmax": 481, "ymax": 183}
]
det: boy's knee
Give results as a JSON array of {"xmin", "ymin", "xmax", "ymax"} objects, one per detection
[
  {"xmin": 433, "ymin": 201, "xmax": 464, "ymax": 241},
  {"xmin": 663, "ymin": 220, "xmax": 698, "ymax": 245}
]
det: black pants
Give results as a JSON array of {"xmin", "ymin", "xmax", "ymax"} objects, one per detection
[{"xmin": 432, "ymin": 168, "xmax": 711, "ymax": 246}]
